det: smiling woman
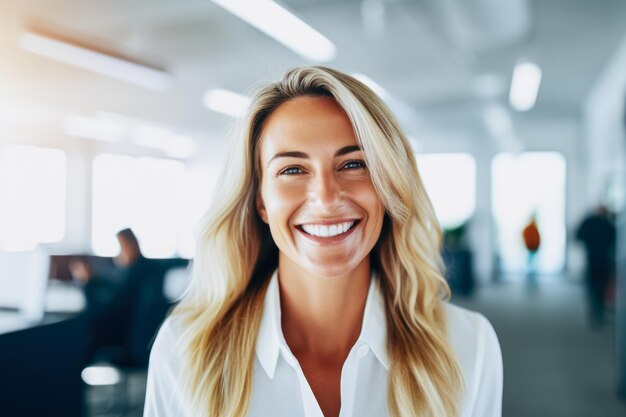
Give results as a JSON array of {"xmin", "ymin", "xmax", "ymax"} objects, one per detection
[
  {"xmin": 143, "ymin": 67, "xmax": 503, "ymax": 417},
  {"xmin": 256, "ymin": 96, "xmax": 385, "ymax": 281}
]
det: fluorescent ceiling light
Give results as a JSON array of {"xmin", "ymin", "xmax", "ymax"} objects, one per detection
[
  {"xmin": 64, "ymin": 112, "xmax": 195, "ymax": 158},
  {"xmin": 509, "ymin": 61, "xmax": 542, "ymax": 111},
  {"xmin": 211, "ymin": 0, "xmax": 336, "ymax": 62},
  {"xmin": 203, "ymin": 89, "xmax": 251, "ymax": 117},
  {"xmin": 64, "ymin": 114, "xmax": 126, "ymax": 143},
  {"xmin": 131, "ymin": 126, "xmax": 195, "ymax": 159},
  {"xmin": 20, "ymin": 29, "xmax": 171, "ymax": 91}
]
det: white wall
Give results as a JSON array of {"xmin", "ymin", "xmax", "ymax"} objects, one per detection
[{"xmin": 584, "ymin": 34, "xmax": 626, "ymax": 210}]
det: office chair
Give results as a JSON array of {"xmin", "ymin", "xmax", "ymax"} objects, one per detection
[{"xmin": 82, "ymin": 261, "xmax": 189, "ymax": 415}]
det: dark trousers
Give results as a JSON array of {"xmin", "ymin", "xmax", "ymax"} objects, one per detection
[{"xmin": 585, "ymin": 263, "xmax": 611, "ymax": 327}]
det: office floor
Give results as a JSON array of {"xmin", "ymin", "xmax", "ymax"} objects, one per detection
[
  {"xmin": 86, "ymin": 275, "xmax": 626, "ymax": 417},
  {"xmin": 453, "ymin": 274, "xmax": 625, "ymax": 417},
  {"xmin": 86, "ymin": 371, "xmax": 147, "ymax": 417}
]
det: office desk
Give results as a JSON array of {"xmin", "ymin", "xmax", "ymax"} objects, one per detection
[
  {"xmin": 0, "ymin": 310, "xmax": 79, "ymax": 334},
  {"xmin": 0, "ymin": 311, "xmax": 45, "ymax": 334},
  {"xmin": 0, "ymin": 280, "xmax": 84, "ymax": 335},
  {"xmin": 0, "ymin": 283, "xmax": 89, "ymax": 417}
]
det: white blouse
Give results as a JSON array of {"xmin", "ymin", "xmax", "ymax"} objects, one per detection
[{"xmin": 144, "ymin": 272, "xmax": 503, "ymax": 417}]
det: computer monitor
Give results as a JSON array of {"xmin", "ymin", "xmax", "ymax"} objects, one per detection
[{"xmin": 0, "ymin": 248, "xmax": 50, "ymax": 322}]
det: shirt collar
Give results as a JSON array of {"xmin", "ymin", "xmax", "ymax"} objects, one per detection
[
  {"xmin": 255, "ymin": 271, "xmax": 282, "ymax": 379},
  {"xmin": 255, "ymin": 269, "xmax": 389, "ymax": 379}
]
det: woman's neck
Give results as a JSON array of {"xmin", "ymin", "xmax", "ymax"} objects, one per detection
[{"xmin": 277, "ymin": 256, "xmax": 371, "ymax": 361}]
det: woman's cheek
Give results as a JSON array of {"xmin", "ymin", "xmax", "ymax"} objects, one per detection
[{"xmin": 264, "ymin": 180, "xmax": 305, "ymax": 216}]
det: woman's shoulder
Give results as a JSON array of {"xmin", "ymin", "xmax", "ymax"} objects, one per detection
[
  {"xmin": 150, "ymin": 315, "xmax": 185, "ymax": 363},
  {"xmin": 442, "ymin": 302, "xmax": 501, "ymax": 374},
  {"xmin": 147, "ymin": 315, "xmax": 188, "ymax": 387},
  {"xmin": 442, "ymin": 301, "xmax": 503, "ymax": 412},
  {"xmin": 144, "ymin": 315, "xmax": 188, "ymax": 416},
  {"xmin": 443, "ymin": 302, "xmax": 496, "ymax": 340}
]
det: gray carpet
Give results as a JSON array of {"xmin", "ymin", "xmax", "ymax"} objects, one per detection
[{"xmin": 453, "ymin": 275, "xmax": 626, "ymax": 417}]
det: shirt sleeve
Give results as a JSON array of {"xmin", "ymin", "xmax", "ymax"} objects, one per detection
[
  {"xmin": 469, "ymin": 315, "xmax": 503, "ymax": 417},
  {"xmin": 143, "ymin": 319, "xmax": 187, "ymax": 417}
]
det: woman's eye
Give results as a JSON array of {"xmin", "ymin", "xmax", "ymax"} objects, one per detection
[
  {"xmin": 279, "ymin": 166, "xmax": 304, "ymax": 175},
  {"xmin": 342, "ymin": 160, "xmax": 366, "ymax": 170}
]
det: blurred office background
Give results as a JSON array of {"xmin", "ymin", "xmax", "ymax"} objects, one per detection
[{"xmin": 0, "ymin": 0, "xmax": 625, "ymax": 416}]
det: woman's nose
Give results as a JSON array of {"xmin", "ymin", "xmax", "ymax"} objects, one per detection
[{"xmin": 309, "ymin": 172, "xmax": 343, "ymax": 208}]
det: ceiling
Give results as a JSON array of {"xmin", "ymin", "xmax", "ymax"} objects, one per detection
[{"xmin": 1, "ymin": 0, "xmax": 625, "ymax": 157}]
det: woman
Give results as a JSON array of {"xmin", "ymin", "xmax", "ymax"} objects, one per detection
[{"xmin": 144, "ymin": 66, "xmax": 502, "ymax": 417}]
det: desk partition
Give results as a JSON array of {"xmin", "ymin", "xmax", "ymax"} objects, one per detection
[{"xmin": 0, "ymin": 313, "xmax": 90, "ymax": 417}]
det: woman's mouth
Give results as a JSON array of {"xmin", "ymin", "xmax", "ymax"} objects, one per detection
[{"xmin": 297, "ymin": 220, "xmax": 360, "ymax": 238}]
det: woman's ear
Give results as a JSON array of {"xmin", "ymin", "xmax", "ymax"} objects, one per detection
[{"xmin": 256, "ymin": 193, "xmax": 269, "ymax": 224}]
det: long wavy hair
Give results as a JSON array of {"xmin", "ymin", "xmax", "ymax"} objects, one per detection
[{"xmin": 172, "ymin": 66, "xmax": 464, "ymax": 417}]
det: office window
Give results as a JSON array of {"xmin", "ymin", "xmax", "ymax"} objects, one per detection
[
  {"xmin": 177, "ymin": 166, "xmax": 218, "ymax": 258},
  {"xmin": 415, "ymin": 153, "xmax": 477, "ymax": 229},
  {"xmin": 491, "ymin": 152, "xmax": 566, "ymax": 275},
  {"xmin": 0, "ymin": 145, "xmax": 66, "ymax": 251},
  {"xmin": 92, "ymin": 154, "xmax": 215, "ymax": 258}
]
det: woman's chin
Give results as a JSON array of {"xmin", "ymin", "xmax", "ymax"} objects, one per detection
[{"xmin": 297, "ymin": 255, "xmax": 367, "ymax": 280}]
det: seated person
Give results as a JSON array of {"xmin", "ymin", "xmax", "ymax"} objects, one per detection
[{"xmin": 70, "ymin": 228, "xmax": 188, "ymax": 366}]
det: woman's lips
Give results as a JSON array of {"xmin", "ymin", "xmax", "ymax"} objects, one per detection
[{"xmin": 296, "ymin": 220, "xmax": 361, "ymax": 244}]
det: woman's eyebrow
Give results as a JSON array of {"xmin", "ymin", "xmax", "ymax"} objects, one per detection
[
  {"xmin": 335, "ymin": 145, "xmax": 361, "ymax": 157},
  {"xmin": 267, "ymin": 145, "xmax": 362, "ymax": 168}
]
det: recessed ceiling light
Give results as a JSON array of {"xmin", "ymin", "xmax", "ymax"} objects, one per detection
[
  {"xmin": 211, "ymin": 0, "xmax": 336, "ymax": 62},
  {"xmin": 202, "ymin": 89, "xmax": 251, "ymax": 117},
  {"xmin": 64, "ymin": 112, "xmax": 195, "ymax": 158},
  {"xmin": 509, "ymin": 61, "xmax": 542, "ymax": 111},
  {"xmin": 20, "ymin": 28, "xmax": 172, "ymax": 91}
]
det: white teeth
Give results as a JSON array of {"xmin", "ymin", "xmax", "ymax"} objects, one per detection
[{"xmin": 301, "ymin": 221, "xmax": 355, "ymax": 238}]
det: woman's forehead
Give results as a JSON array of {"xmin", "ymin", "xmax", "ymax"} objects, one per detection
[{"xmin": 258, "ymin": 96, "xmax": 359, "ymax": 158}]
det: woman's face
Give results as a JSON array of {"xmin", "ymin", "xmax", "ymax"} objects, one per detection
[{"xmin": 256, "ymin": 96, "xmax": 385, "ymax": 278}]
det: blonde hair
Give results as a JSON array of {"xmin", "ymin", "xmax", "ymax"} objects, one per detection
[{"xmin": 172, "ymin": 66, "xmax": 464, "ymax": 417}]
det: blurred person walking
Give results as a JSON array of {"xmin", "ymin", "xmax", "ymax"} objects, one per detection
[
  {"xmin": 576, "ymin": 205, "xmax": 616, "ymax": 329},
  {"xmin": 522, "ymin": 213, "xmax": 541, "ymax": 289}
]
